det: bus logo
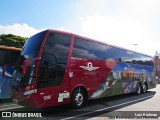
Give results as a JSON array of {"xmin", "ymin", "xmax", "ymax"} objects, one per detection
[{"xmin": 80, "ymin": 62, "xmax": 99, "ymax": 71}]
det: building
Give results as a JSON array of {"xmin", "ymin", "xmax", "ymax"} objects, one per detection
[{"xmin": 155, "ymin": 51, "xmax": 160, "ymax": 78}]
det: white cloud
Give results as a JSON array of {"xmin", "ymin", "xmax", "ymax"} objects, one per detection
[
  {"xmin": 81, "ymin": 14, "xmax": 151, "ymax": 50},
  {"xmin": 0, "ymin": 23, "xmax": 45, "ymax": 37},
  {"xmin": 71, "ymin": 0, "xmax": 160, "ymax": 56},
  {"xmin": 1, "ymin": 0, "xmax": 160, "ymax": 56}
]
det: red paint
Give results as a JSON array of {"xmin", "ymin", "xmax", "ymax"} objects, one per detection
[
  {"xmin": 22, "ymin": 57, "xmax": 41, "ymax": 76},
  {"xmin": 12, "ymin": 30, "xmax": 117, "ymax": 108}
]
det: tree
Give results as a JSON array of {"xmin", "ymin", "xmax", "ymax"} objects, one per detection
[{"xmin": 0, "ymin": 34, "xmax": 27, "ymax": 48}]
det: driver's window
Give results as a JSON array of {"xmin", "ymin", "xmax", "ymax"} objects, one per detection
[
  {"xmin": 37, "ymin": 32, "xmax": 70, "ymax": 88},
  {"xmin": 38, "ymin": 53, "xmax": 57, "ymax": 88}
]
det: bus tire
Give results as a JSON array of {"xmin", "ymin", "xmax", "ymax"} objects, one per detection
[
  {"xmin": 136, "ymin": 83, "xmax": 142, "ymax": 95},
  {"xmin": 71, "ymin": 88, "xmax": 86, "ymax": 109},
  {"xmin": 142, "ymin": 83, "xmax": 148, "ymax": 93}
]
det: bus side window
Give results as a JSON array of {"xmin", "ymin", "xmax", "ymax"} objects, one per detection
[{"xmin": 38, "ymin": 53, "xmax": 57, "ymax": 88}]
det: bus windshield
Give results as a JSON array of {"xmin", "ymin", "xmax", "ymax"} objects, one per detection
[
  {"xmin": 22, "ymin": 31, "xmax": 46, "ymax": 56},
  {"xmin": 14, "ymin": 31, "xmax": 46, "ymax": 85}
]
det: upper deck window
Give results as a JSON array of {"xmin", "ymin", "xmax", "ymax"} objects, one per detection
[
  {"xmin": 72, "ymin": 37, "xmax": 153, "ymax": 66},
  {"xmin": 43, "ymin": 32, "xmax": 70, "ymax": 63}
]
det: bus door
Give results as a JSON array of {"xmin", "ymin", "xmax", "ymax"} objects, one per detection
[
  {"xmin": 37, "ymin": 32, "xmax": 71, "ymax": 107},
  {"xmin": 37, "ymin": 53, "xmax": 58, "ymax": 107}
]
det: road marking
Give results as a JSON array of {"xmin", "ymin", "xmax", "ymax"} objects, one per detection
[
  {"xmin": 0, "ymin": 106, "xmax": 23, "ymax": 111},
  {"xmin": 61, "ymin": 95, "xmax": 154, "ymax": 120},
  {"xmin": 0, "ymin": 103, "xmax": 16, "ymax": 107},
  {"xmin": 0, "ymin": 103, "xmax": 23, "ymax": 111}
]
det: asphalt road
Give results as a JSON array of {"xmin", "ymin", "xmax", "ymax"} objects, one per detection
[
  {"xmin": 88, "ymin": 84, "xmax": 160, "ymax": 120},
  {"xmin": 0, "ymin": 84, "xmax": 160, "ymax": 120}
]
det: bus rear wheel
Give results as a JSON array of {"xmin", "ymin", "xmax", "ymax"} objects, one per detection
[
  {"xmin": 136, "ymin": 83, "xmax": 142, "ymax": 95},
  {"xmin": 71, "ymin": 88, "xmax": 86, "ymax": 109},
  {"xmin": 142, "ymin": 83, "xmax": 147, "ymax": 93}
]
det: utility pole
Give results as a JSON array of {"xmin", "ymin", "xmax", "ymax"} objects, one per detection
[{"xmin": 133, "ymin": 44, "xmax": 138, "ymax": 51}]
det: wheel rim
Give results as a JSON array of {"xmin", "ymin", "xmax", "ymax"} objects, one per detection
[
  {"xmin": 137, "ymin": 84, "xmax": 141, "ymax": 94},
  {"xmin": 143, "ymin": 84, "xmax": 147, "ymax": 93},
  {"xmin": 75, "ymin": 93, "xmax": 83, "ymax": 106}
]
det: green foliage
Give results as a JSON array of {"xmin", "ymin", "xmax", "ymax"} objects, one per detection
[{"xmin": 0, "ymin": 34, "xmax": 28, "ymax": 48}]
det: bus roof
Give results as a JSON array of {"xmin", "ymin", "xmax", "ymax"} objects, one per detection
[
  {"xmin": 47, "ymin": 29, "xmax": 153, "ymax": 58},
  {"xmin": 0, "ymin": 46, "xmax": 21, "ymax": 51}
]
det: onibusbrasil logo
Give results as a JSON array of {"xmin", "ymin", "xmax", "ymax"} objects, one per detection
[{"xmin": 1, "ymin": 112, "xmax": 42, "ymax": 117}]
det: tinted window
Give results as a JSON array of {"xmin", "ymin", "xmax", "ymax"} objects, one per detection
[
  {"xmin": 7, "ymin": 50, "xmax": 20, "ymax": 64},
  {"xmin": 38, "ymin": 33, "xmax": 70, "ymax": 88},
  {"xmin": 131, "ymin": 53, "xmax": 153, "ymax": 66},
  {"xmin": 72, "ymin": 38, "xmax": 109, "ymax": 60},
  {"xmin": 0, "ymin": 49, "xmax": 20, "ymax": 65},
  {"xmin": 22, "ymin": 31, "xmax": 46, "ymax": 55},
  {"xmin": 0, "ymin": 49, "xmax": 8, "ymax": 65},
  {"xmin": 44, "ymin": 33, "xmax": 70, "ymax": 63},
  {"xmin": 38, "ymin": 53, "xmax": 57, "ymax": 88},
  {"xmin": 72, "ymin": 37, "xmax": 153, "ymax": 66},
  {"xmin": 72, "ymin": 37, "xmax": 131, "ymax": 61}
]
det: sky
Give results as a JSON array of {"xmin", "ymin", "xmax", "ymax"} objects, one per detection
[{"xmin": 0, "ymin": 0, "xmax": 160, "ymax": 56}]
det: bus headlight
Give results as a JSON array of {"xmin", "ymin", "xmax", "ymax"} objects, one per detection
[{"xmin": 23, "ymin": 89, "xmax": 37, "ymax": 96}]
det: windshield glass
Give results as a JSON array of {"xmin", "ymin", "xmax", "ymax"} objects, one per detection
[
  {"xmin": 14, "ymin": 58, "xmax": 36, "ymax": 85},
  {"xmin": 15, "ymin": 52, "xmax": 38, "ymax": 72},
  {"xmin": 22, "ymin": 31, "xmax": 46, "ymax": 55},
  {"xmin": 13, "ymin": 31, "xmax": 47, "ymax": 85},
  {"xmin": 13, "ymin": 70, "xmax": 22, "ymax": 81}
]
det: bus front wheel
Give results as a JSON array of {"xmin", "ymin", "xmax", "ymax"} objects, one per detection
[{"xmin": 71, "ymin": 88, "xmax": 86, "ymax": 109}]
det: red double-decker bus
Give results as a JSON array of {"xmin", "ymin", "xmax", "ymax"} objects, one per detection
[{"xmin": 12, "ymin": 30, "xmax": 156, "ymax": 108}]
